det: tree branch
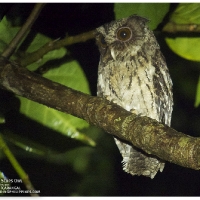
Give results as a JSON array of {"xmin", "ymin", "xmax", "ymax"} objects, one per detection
[
  {"xmin": 0, "ymin": 57, "xmax": 200, "ymax": 171},
  {"xmin": 18, "ymin": 30, "xmax": 96, "ymax": 67},
  {"xmin": 17, "ymin": 22, "xmax": 200, "ymax": 68},
  {"xmin": 1, "ymin": 3, "xmax": 46, "ymax": 59},
  {"xmin": 163, "ymin": 21, "xmax": 200, "ymax": 34}
]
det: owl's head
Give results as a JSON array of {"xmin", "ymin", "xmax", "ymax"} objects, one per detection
[{"xmin": 96, "ymin": 15, "xmax": 152, "ymax": 64}]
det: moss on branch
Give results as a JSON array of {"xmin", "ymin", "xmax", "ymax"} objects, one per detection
[{"xmin": 0, "ymin": 57, "xmax": 200, "ymax": 171}]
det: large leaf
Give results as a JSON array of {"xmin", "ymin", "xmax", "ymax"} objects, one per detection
[
  {"xmin": 165, "ymin": 3, "xmax": 200, "ymax": 61},
  {"xmin": 114, "ymin": 3, "xmax": 170, "ymax": 30},
  {"xmin": 25, "ymin": 35, "xmax": 66, "ymax": 71},
  {"xmin": 19, "ymin": 60, "xmax": 95, "ymax": 146},
  {"xmin": 0, "ymin": 17, "xmax": 20, "ymax": 58}
]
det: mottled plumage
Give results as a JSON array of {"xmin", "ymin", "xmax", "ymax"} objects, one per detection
[{"xmin": 95, "ymin": 15, "xmax": 173, "ymax": 178}]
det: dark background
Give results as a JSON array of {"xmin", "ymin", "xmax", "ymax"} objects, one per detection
[{"xmin": 0, "ymin": 3, "xmax": 200, "ymax": 196}]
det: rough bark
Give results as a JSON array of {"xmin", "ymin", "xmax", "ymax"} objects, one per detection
[{"xmin": 0, "ymin": 57, "xmax": 200, "ymax": 171}]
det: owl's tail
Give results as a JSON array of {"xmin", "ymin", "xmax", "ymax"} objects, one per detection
[{"xmin": 114, "ymin": 137, "xmax": 165, "ymax": 179}]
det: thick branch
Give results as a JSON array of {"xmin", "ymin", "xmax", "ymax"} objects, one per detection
[{"xmin": 0, "ymin": 58, "xmax": 200, "ymax": 171}]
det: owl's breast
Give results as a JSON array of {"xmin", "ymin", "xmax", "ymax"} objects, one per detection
[{"xmin": 97, "ymin": 59, "xmax": 160, "ymax": 120}]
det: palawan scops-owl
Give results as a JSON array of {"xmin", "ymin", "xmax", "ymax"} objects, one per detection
[{"xmin": 95, "ymin": 15, "xmax": 173, "ymax": 179}]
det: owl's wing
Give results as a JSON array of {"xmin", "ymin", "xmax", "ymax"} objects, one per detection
[{"xmin": 114, "ymin": 137, "xmax": 164, "ymax": 179}]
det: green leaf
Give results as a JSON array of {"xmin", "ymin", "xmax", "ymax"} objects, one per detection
[
  {"xmin": 165, "ymin": 37, "xmax": 200, "ymax": 61},
  {"xmin": 165, "ymin": 3, "xmax": 200, "ymax": 61},
  {"xmin": 0, "ymin": 17, "xmax": 20, "ymax": 58},
  {"xmin": 169, "ymin": 3, "xmax": 200, "ymax": 24},
  {"xmin": 114, "ymin": 3, "xmax": 170, "ymax": 30},
  {"xmin": 195, "ymin": 76, "xmax": 200, "ymax": 107},
  {"xmin": 18, "ymin": 60, "xmax": 95, "ymax": 146},
  {"xmin": 26, "ymin": 36, "xmax": 67, "ymax": 71},
  {"xmin": 0, "ymin": 17, "xmax": 20, "ymax": 46}
]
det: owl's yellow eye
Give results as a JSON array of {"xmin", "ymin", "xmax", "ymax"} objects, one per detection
[
  {"xmin": 99, "ymin": 34, "xmax": 107, "ymax": 48},
  {"xmin": 117, "ymin": 27, "xmax": 132, "ymax": 41}
]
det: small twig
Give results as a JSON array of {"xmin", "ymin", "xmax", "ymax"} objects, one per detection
[
  {"xmin": 1, "ymin": 3, "xmax": 46, "ymax": 59},
  {"xmin": 163, "ymin": 21, "xmax": 200, "ymax": 33},
  {"xmin": 0, "ymin": 134, "xmax": 39, "ymax": 196},
  {"xmin": 19, "ymin": 30, "xmax": 96, "ymax": 67}
]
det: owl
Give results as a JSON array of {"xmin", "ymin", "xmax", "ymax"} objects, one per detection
[{"xmin": 95, "ymin": 15, "xmax": 173, "ymax": 179}]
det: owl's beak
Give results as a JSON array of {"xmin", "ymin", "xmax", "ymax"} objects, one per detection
[{"xmin": 111, "ymin": 48, "xmax": 116, "ymax": 61}]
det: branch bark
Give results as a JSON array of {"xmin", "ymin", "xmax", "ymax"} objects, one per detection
[
  {"xmin": 0, "ymin": 57, "xmax": 200, "ymax": 171},
  {"xmin": 163, "ymin": 22, "xmax": 200, "ymax": 34},
  {"xmin": 18, "ymin": 30, "xmax": 96, "ymax": 67}
]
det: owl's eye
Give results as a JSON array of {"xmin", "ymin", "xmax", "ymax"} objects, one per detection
[
  {"xmin": 117, "ymin": 27, "xmax": 132, "ymax": 41},
  {"xmin": 99, "ymin": 35, "xmax": 107, "ymax": 48}
]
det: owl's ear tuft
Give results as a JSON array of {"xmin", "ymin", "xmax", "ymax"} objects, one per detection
[{"xmin": 129, "ymin": 14, "xmax": 150, "ymax": 25}]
